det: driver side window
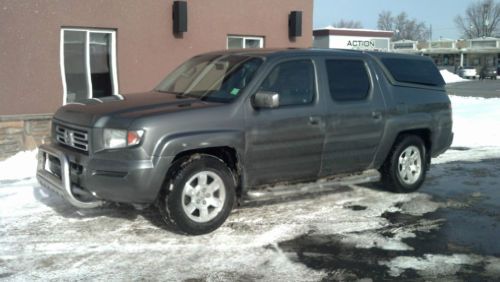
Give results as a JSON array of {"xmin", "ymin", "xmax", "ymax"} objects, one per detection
[{"xmin": 260, "ymin": 59, "xmax": 315, "ymax": 106}]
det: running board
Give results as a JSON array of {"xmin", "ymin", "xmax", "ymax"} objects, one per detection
[{"xmin": 243, "ymin": 169, "xmax": 380, "ymax": 203}]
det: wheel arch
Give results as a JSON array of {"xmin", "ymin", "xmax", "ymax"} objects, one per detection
[
  {"xmin": 158, "ymin": 146, "xmax": 243, "ymax": 202},
  {"xmin": 386, "ymin": 128, "xmax": 432, "ymax": 167}
]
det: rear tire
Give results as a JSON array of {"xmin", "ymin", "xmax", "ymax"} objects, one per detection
[
  {"xmin": 158, "ymin": 154, "xmax": 236, "ymax": 235},
  {"xmin": 380, "ymin": 135, "xmax": 427, "ymax": 193}
]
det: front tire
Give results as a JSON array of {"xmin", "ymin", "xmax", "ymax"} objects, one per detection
[
  {"xmin": 158, "ymin": 154, "xmax": 236, "ymax": 235},
  {"xmin": 380, "ymin": 135, "xmax": 427, "ymax": 193}
]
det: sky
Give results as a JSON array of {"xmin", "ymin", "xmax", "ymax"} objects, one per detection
[{"xmin": 313, "ymin": 0, "xmax": 478, "ymax": 40}]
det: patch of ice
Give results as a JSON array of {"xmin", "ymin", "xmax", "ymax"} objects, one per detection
[
  {"xmin": 485, "ymin": 257, "xmax": 500, "ymax": 277},
  {"xmin": 380, "ymin": 254, "xmax": 480, "ymax": 277},
  {"xmin": 440, "ymin": 69, "xmax": 469, "ymax": 84},
  {"xmin": 341, "ymin": 232, "xmax": 415, "ymax": 251}
]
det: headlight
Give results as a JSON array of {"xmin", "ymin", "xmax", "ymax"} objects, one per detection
[{"xmin": 103, "ymin": 129, "xmax": 144, "ymax": 149}]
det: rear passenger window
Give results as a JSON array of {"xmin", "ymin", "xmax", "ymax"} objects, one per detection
[
  {"xmin": 260, "ymin": 60, "xmax": 315, "ymax": 106},
  {"xmin": 326, "ymin": 59, "xmax": 371, "ymax": 102},
  {"xmin": 381, "ymin": 58, "xmax": 445, "ymax": 86}
]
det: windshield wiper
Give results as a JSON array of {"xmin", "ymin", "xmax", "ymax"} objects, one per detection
[
  {"xmin": 155, "ymin": 90, "xmax": 192, "ymax": 99},
  {"xmin": 176, "ymin": 93, "xmax": 190, "ymax": 99}
]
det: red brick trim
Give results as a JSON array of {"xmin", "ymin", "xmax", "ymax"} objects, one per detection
[{"xmin": 313, "ymin": 29, "xmax": 394, "ymax": 38}]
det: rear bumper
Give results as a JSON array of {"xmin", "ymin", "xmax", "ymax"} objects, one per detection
[
  {"xmin": 431, "ymin": 130, "xmax": 453, "ymax": 157},
  {"xmin": 36, "ymin": 143, "xmax": 174, "ymax": 207}
]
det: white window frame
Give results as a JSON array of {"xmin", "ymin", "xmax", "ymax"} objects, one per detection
[
  {"xmin": 60, "ymin": 28, "xmax": 120, "ymax": 104},
  {"xmin": 226, "ymin": 35, "xmax": 264, "ymax": 49}
]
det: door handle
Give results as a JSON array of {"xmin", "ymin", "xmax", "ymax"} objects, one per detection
[
  {"xmin": 372, "ymin": 111, "xmax": 382, "ymax": 120},
  {"xmin": 309, "ymin": 116, "xmax": 321, "ymax": 126}
]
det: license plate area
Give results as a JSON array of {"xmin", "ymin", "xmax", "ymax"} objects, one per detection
[{"xmin": 42, "ymin": 152, "xmax": 62, "ymax": 178}]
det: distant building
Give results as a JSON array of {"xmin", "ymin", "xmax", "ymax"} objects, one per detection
[
  {"xmin": 392, "ymin": 37, "xmax": 500, "ymax": 72},
  {"xmin": 313, "ymin": 26, "xmax": 394, "ymax": 51},
  {"xmin": 314, "ymin": 26, "xmax": 500, "ymax": 73}
]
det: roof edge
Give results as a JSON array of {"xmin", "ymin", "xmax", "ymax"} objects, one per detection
[{"xmin": 313, "ymin": 28, "xmax": 394, "ymax": 38}]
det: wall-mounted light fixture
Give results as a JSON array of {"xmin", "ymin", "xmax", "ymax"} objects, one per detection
[
  {"xmin": 173, "ymin": 1, "xmax": 187, "ymax": 34},
  {"xmin": 289, "ymin": 11, "xmax": 302, "ymax": 38}
]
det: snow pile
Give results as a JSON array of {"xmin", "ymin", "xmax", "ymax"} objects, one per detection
[
  {"xmin": 450, "ymin": 96, "xmax": 500, "ymax": 147},
  {"xmin": 0, "ymin": 150, "xmax": 37, "ymax": 182},
  {"xmin": 440, "ymin": 69, "xmax": 468, "ymax": 84}
]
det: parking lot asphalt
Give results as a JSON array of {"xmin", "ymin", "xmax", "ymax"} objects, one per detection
[{"xmin": 446, "ymin": 79, "xmax": 500, "ymax": 98}]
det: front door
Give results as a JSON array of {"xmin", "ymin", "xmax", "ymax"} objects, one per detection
[{"xmin": 244, "ymin": 58, "xmax": 325, "ymax": 187}]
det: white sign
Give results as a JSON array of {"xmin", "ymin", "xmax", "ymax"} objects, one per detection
[{"xmin": 329, "ymin": 35, "xmax": 390, "ymax": 51}]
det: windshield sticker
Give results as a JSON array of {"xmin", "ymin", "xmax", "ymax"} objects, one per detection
[{"xmin": 230, "ymin": 88, "xmax": 240, "ymax": 96}]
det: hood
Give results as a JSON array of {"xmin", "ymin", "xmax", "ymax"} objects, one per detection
[{"xmin": 53, "ymin": 91, "xmax": 222, "ymax": 127}]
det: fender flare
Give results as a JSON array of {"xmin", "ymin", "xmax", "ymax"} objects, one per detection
[
  {"xmin": 372, "ymin": 113, "xmax": 433, "ymax": 168},
  {"xmin": 153, "ymin": 130, "xmax": 245, "ymax": 158}
]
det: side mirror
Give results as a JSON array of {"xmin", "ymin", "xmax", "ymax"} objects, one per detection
[{"xmin": 252, "ymin": 91, "xmax": 279, "ymax": 109}]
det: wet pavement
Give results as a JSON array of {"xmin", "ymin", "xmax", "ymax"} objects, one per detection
[
  {"xmin": 278, "ymin": 152, "xmax": 500, "ymax": 281},
  {"xmin": 447, "ymin": 80, "xmax": 500, "ymax": 98}
]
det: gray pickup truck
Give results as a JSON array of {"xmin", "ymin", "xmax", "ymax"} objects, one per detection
[{"xmin": 37, "ymin": 49, "xmax": 453, "ymax": 235}]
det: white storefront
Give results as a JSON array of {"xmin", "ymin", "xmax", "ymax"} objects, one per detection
[
  {"xmin": 392, "ymin": 38, "xmax": 500, "ymax": 70},
  {"xmin": 313, "ymin": 27, "xmax": 394, "ymax": 51}
]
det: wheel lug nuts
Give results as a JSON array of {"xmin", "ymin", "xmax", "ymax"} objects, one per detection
[
  {"xmin": 205, "ymin": 193, "xmax": 210, "ymax": 197},
  {"xmin": 202, "ymin": 200, "xmax": 206, "ymax": 205}
]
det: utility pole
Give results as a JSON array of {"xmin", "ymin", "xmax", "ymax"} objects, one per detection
[
  {"xmin": 483, "ymin": 2, "xmax": 490, "ymax": 37},
  {"xmin": 429, "ymin": 24, "xmax": 432, "ymax": 42}
]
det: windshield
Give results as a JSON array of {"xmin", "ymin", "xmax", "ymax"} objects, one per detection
[{"xmin": 155, "ymin": 54, "xmax": 263, "ymax": 103}]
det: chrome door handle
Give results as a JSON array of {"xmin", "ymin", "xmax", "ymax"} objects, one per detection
[
  {"xmin": 309, "ymin": 116, "xmax": 321, "ymax": 125},
  {"xmin": 372, "ymin": 111, "xmax": 382, "ymax": 120}
]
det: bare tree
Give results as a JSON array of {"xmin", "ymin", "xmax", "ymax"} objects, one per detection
[
  {"xmin": 455, "ymin": 0, "xmax": 500, "ymax": 38},
  {"xmin": 377, "ymin": 11, "xmax": 394, "ymax": 31},
  {"xmin": 333, "ymin": 19, "xmax": 363, "ymax": 29},
  {"xmin": 377, "ymin": 11, "xmax": 429, "ymax": 41}
]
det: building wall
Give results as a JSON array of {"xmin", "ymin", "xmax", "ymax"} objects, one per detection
[
  {"xmin": 0, "ymin": 115, "xmax": 51, "ymax": 160},
  {"xmin": 0, "ymin": 0, "xmax": 313, "ymax": 116},
  {"xmin": 0, "ymin": 0, "xmax": 312, "ymax": 159},
  {"xmin": 312, "ymin": 36, "xmax": 329, "ymax": 48}
]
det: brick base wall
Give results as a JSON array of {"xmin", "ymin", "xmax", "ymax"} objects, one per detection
[{"xmin": 0, "ymin": 115, "xmax": 52, "ymax": 160}]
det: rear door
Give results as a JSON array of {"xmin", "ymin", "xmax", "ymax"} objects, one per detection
[
  {"xmin": 244, "ymin": 58, "xmax": 325, "ymax": 187},
  {"xmin": 319, "ymin": 55, "xmax": 387, "ymax": 176}
]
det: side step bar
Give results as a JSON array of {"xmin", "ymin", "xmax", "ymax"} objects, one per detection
[{"xmin": 243, "ymin": 169, "xmax": 380, "ymax": 203}]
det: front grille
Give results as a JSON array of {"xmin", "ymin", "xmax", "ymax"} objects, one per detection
[{"xmin": 56, "ymin": 125, "xmax": 89, "ymax": 152}]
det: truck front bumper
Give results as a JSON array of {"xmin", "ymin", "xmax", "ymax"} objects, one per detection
[{"xmin": 36, "ymin": 143, "xmax": 173, "ymax": 208}]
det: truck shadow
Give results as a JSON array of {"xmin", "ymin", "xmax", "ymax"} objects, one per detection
[{"xmin": 32, "ymin": 185, "xmax": 181, "ymax": 233}]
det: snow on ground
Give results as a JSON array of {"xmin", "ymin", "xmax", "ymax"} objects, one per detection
[
  {"xmin": 0, "ymin": 177, "xmax": 438, "ymax": 281},
  {"xmin": 450, "ymin": 95, "xmax": 500, "ymax": 148},
  {"xmin": 0, "ymin": 150, "xmax": 37, "ymax": 181},
  {"xmin": 1, "ymin": 93, "xmax": 500, "ymax": 280},
  {"xmin": 440, "ymin": 69, "xmax": 469, "ymax": 84}
]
